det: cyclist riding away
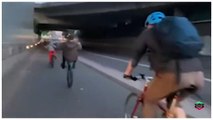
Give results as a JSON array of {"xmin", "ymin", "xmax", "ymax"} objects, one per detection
[
  {"xmin": 123, "ymin": 12, "xmax": 204, "ymax": 118},
  {"xmin": 58, "ymin": 30, "xmax": 82, "ymax": 69},
  {"xmin": 45, "ymin": 39, "xmax": 58, "ymax": 65}
]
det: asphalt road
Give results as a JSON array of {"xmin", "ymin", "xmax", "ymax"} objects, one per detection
[
  {"xmin": 3, "ymin": 49, "xmax": 132, "ymax": 118},
  {"xmin": 2, "ymin": 48, "xmax": 211, "ymax": 117}
]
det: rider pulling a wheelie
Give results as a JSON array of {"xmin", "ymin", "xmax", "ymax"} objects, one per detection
[
  {"xmin": 123, "ymin": 12, "xmax": 204, "ymax": 117},
  {"xmin": 58, "ymin": 30, "xmax": 82, "ymax": 69}
]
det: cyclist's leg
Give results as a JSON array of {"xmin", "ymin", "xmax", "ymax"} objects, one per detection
[
  {"xmin": 67, "ymin": 61, "xmax": 71, "ymax": 69},
  {"xmin": 62, "ymin": 55, "xmax": 65, "ymax": 63},
  {"xmin": 173, "ymin": 107, "xmax": 186, "ymax": 118},
  {"xmin": 61, "ymin": 53, "xmax": 66, "ymax": 69},
  {"xmin": 165, "ymin": 91, "xmax": 185, "ymax": 118},
  {"xmin": 142, "ymin": 72, "xmax": 179, "ymax": 118},
  {"xmin": 174, "ymin": 71, "xmax": 204, "ymax": 117},
  {"xmin": 165, "ymin": 71, "xmax": 204, "ymax": 117},
  {"xmin": 178, "ymin": 71, "xmax": 204, "ymax": 99},
  {"xmin": 72, "ymin": 60, "xmax": 76, "ymax": 69}
]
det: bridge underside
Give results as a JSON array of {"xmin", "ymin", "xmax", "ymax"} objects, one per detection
[{"xmin": 34, "ymin": 2, "xmax": 211, "ymax": 56}]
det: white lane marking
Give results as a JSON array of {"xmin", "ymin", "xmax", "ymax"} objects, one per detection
[
  {"xmin": 89, "ymin": 52, "xmax": 150, "ymax": 68},
  {"xmin": 88, "ymin": 52, "xmax": 211, "ymax": 82}
]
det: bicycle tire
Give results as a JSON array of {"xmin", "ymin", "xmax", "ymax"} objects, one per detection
[
  {"xmin": 67, "ymin": 66, "xmax": 73, "ymax": 88},
  {"xmin": 124, "ymin": 93, "xmax": 143, "ymax": 118}
]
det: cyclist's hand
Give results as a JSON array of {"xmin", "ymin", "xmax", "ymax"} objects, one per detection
[{"xmin": 123, "ymin": 74, "xmax": 138, "ymax": 81}]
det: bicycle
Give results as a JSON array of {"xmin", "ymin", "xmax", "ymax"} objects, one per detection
[
  {"xmin": 124, "ymin": 73, "xmax": 195, "ymax": 118},
  {"xmin": 66, "ymin": 62, "xmax": 74, "ymax": 88},
  {"xmin": 49, "ymin": 51, "xmax": 56, "ymax": 68}
]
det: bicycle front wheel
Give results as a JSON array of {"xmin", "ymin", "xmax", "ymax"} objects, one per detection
[
  {"xmin": 124, "ymin": 93, "xmax": 143, "ymax": 118},
  {"xmin": 67, "ymin": 67, "xmax": 73, "ymax": 88}
]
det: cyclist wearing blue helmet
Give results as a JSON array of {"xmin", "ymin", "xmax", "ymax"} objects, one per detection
[
  {"xmin": 124, "ymin": 11, "xmax": 204, "ymax": 117},
  {"xmin": 144, "ymin": 12, "xmax": 166, "ymax": 27}
]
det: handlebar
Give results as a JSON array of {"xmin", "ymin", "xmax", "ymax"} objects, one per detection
[
  {"xmin": 136, "ymin": 74, "xmax": 153, "ymax": 82},
  {"xmin": 124, "ymin": 74, "xmax": 153, "ymax": 82}
]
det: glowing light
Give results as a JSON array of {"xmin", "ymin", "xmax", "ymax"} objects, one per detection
[{"xmin": 26, "ymin": 46, "xmax": 30, "ymax": 49}]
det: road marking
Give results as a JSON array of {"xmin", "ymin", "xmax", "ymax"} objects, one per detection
[{"xmin": 89, "ymin": 52, "xmax": 211, "ymax": 82}]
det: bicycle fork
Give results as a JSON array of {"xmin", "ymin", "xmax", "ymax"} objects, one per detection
[
  {"xmin": 131, "ymin": 97, "xmax": 142, "ymax": 118},
  {"xmin": 131, "ymin": 85, "xmax": 148, "ymax": 118}
]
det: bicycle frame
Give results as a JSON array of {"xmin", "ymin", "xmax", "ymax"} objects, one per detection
[
  {"xmin": 130, "ymin": 83, "xmax": 148, "ymax": 117},
  {"xmin": 49, "ymin": 50, "xmax": 56, "ymax": 63}
]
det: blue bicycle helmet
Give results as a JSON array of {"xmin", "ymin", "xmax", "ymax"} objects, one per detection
[{"xmin": 145, "ymin": 11, "xmax": 166, "ymax": 27}]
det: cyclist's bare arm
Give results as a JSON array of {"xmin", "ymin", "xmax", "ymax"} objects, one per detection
[
  {"xmin": 124, "ymin": 31, "xmax": 147, "ymax": 76},
  {"xmin": 124, "ymin": 61, "xmax": 135, "ymax": 76}
]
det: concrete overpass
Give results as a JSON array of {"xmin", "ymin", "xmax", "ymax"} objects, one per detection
[{"xmin": 34, "ymin": 2, "xmax": 211, "ymax": 56}]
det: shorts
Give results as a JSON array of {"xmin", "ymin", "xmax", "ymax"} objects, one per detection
[{"xmin": 143, "ymin": 71, "xmax": 204, "ymax": 103}]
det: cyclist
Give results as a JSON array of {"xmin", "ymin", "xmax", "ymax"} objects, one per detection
[
  {"xmin": 123, "ymin": 12, "xmax": 204, "ymax": 117},
  {"xmin": 58, "ymin": 30, "xmax": 82, "ymax": 69},
  {"xmin": 45, "ymin": 40, "xmax": 58, "ymax": 65}
]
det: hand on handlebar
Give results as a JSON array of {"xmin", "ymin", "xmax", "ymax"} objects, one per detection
[
  {"xmin": 123, "ymin": 73, "xmax": 153, "ymax": 82},
  {"xmin": 123, "ymin": 74, "xmax": 138, "ymax": 81}
]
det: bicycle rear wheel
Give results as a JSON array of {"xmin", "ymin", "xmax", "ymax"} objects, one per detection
[
  {"xmin": 67, "ymin": 65, "xmax": 73, "ymax": 88},
  {"xmin": 124, "ymin": 93, "xmax": 143, "ymax": 118}
]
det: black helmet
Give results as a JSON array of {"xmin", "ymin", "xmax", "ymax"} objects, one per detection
[
  {"xmin": 62, "ymin": 30, "xmax": 79, "ymax": 40},
  {"xmin": 62, "ymin": 31, "xmax": 74, "ymax": 40}
]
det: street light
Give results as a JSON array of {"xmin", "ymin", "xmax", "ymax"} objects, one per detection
[{"xmin": 26, "ymin": 46, "xmax": 30, "ymax": 49}]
